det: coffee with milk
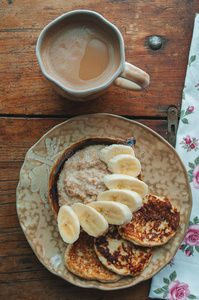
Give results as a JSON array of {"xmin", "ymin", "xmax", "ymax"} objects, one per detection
[
  {"xmin": 41, "ymin": 20, "xmax": 120, "ymax": 91},
  {"xmin": 36, "ymin": 10, "xmax": 150, "ymax": 101}
]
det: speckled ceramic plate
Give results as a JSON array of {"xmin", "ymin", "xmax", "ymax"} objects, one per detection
[{"xmin": 16, "ymin": 113, "xmax": 192, "ymax": 290}]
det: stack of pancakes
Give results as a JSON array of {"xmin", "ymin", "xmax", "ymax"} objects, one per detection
[{"xmin": 64, "ymin": 194, "xmax": 180, "ymax": 282}]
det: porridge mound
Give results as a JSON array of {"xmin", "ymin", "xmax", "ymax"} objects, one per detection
[{"xmin": 57, "ymin": 144, "xmax": 110, "ymax": 206}]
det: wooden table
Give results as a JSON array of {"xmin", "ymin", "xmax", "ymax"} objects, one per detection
[{"xmin": 1, "ymin": 0, "xmax": 198, "ymax": 299}]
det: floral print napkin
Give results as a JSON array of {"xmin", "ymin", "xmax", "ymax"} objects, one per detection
[{"xmin": 149, "ymin": 14, "xmax": 199, "ymax": 300}]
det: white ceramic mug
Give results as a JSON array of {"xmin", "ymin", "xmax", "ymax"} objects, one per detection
[{"xmin": 36, "ymin": 10, "xmax": 150, "ymax": 101}]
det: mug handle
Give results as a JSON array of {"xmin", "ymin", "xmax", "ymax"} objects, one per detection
[{"xmin": 113, "ymin": 62, "xmax": 150, "ymax": 91}]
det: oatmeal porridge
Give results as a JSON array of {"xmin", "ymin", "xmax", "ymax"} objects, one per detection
[{"xmin": 57, "ymin": 144, "xmax": 110, "ymax": 206}]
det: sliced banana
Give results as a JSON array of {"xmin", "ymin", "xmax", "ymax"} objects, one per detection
[
  {"xmin": 100, "ymin": 144, "xmax": 135, "ymax": 164},
  {"xmin": 88, "ymin": 201, "xmax": 132, "ymax": 225},
  {"xmin": 57, "ymin": 205, "xmax": 80, "ymax": 244},
  {"xmin": 97, "ymin": 189, "xmax": 143, "ymax": 212},
  {"xmin": 108, "ymin": 154, "xmax": 141, "ymax": 177},
  {"xmin": 72, "ymin": 203, "xmax": 109, "ymax": 237},
  {"xmin": 103, "ymin": 174, "xmax": 148, "ymax": 198}
]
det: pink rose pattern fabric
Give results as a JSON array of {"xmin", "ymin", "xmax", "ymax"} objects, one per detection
[
  {"xmin": 150, "ymin": 14, "xmax": 199, "ymax": 300},
  {"xmin": 188, "ymin": 157, "xmax": 199, "ymax": 189},
  {"xmin": 184, "ymin": 224, "xmax": 199, "ymax": 247},
  {"xmin": 180, "ymin": 135, "xmax": 199, "ymax": 152},
  {"xmin": 153, "ymin": 271, "xmax": 196, "ymax": 299},
  {"xmin": 179, "ymin": 218, "xmax": 199, "ymax": 256},
  {"xmin": 167, "ymin": 281, "xmax": 191, "ymax": 300},
  {"xmin": 180, "ymin": 106, "xmax": 194, "ymax": 124}
]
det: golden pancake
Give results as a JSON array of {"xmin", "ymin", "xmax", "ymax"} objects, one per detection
[
  {"xmin": 94, "ymin": 226, "xmax": 152, "ymax": 276},
  {"xmin": 118, "ymin": 194, "xmax": 180, "ymax": 247},
  {"xmin": 64, "ymin": 231, "xmax": 121, "ymax": 282}
]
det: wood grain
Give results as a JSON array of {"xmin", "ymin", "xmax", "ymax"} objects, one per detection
[
  {"xmin": 0, "ymin": 117, "xmax": 166, "ymax": 300},
  {"xmin": 1, "ymin": 0, "xmax": 195, "ymax": 298},
  {"xmin": 1, "ymin": 0, "xmax": 197, "ymax": 117}
]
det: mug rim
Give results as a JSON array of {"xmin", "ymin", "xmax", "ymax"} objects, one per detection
[{"xmin": 36, "ymin": 10, "xmax": 125, "ymax": 96}]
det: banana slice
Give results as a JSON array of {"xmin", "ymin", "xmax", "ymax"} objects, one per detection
[
  {"xmin": 88, "ymin": 201, "xmax": 132, "ymax": 225},
  {"xmin": 100, "ymin": 144, "xmax": 135, "ymax": 164},
  {"xmin": 72, "ymin": 203, "xmax": 109, "ymax": 237},
  {"xmin": 97, "ymin": 189, "xmax": 143, "ymax": 212},
  {"xmin": 57, "ymin": 205, "xmax": 80, "ymax": 244},
  {"xmin": 108, "ymin": 154, "xmax": 141, "ymax": 177},
  {"xmin": 103, "ymin": 174, "xmax": 148, "ymax": 198}
]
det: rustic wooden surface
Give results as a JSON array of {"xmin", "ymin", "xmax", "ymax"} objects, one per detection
[{"xmin": 1, "ymin": 0, "xmax": 199, "ymax": 299}]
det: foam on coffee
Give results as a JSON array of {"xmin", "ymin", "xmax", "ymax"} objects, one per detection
[{"xmin": 41, "ymin": 21, "xmax": 120, "ymax": 91}]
